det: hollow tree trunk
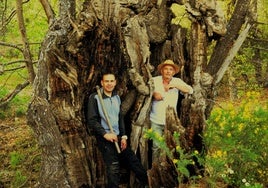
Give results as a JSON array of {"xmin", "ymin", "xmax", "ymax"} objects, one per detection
[{"xmin": 27, "ymin": 0, "xmax": 250, "ymax": 187}]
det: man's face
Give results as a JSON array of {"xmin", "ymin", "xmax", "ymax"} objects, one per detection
[
  {"xmin": 101, "ymin": 74, "xmax": 116, "ymax": 93},
  {"xmin": 161, "ymin": 65, "xmax": 175, "ymax": 80}
]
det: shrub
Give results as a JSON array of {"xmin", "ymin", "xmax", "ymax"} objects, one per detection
[
  {"xmin": 144, "ymin": 91, "xmax": 267, "ymax": 187},
  {"xmin": 205, "ymin": 91, "xmax": 268, "ymax": 187}
]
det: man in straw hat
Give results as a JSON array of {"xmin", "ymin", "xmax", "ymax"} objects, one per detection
[{"xmin": 149, "ymin": 59, "xmax": 193, "ymax": 162}]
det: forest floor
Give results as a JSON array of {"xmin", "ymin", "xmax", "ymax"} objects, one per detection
[
  {"xmin": 0, "ymin": 88, "xmax": 267, "ymax": 188},
  {"xmin": 0, "ymin": 118, "xmax": 40, "ymax": 188}
]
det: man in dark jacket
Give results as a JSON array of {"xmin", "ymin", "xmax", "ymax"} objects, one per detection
[{"xmin": 86, "ymin": 72, "xmax": 148, "ymax": 188}]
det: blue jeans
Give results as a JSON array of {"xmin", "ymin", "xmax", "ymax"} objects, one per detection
[{"xmin": 151, "ymin": 121, "xmax": 165, "ymax": 162}]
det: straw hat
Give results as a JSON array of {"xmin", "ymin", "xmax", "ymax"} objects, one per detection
[{"xmin": 157, "ymin": 59, "xmax": 180, "ymax": 74}]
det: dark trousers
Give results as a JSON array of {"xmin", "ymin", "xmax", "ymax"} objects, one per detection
[{"xmin": 97, "ymin": 136, "xmax": 148, "ymax": 188}]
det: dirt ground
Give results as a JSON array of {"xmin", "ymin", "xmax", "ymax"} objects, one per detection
[{"xmin": 0, "ymin": 118, "xmax": 40, "ymax": 188}]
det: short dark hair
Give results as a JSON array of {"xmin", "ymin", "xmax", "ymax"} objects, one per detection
[{"xmin": 100, "ymin": 70, "xmax": 117, "ymax": 80}]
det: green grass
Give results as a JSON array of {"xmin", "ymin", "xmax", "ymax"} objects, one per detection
[{"xmin": 0, "ymin": 119, "xmax": 41, "ymax": 187}]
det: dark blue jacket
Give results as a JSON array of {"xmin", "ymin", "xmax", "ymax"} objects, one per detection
[{"xmin": 86, "ymin": 88, "xmax": 126, "ymax": 137}]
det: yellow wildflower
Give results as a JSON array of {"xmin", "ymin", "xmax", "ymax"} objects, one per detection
[
  {"xmin": 215, "ymin": 115, "xmax": 221, "ymax": 122},
  {"xmin": 254, "ymin": 128, "xmax": 260, "ymax": 134},
  {"xmin": 238, "ymin": 123, "xmax": 244, "ymax": 131},
  {"xmin": 227, "ymin": 103, "xmax": 234, "ymax": 110},
  {"xmin": 219, "ymin": 122, "xmax": 225, "ymax": 129},
  {"xmin": 216, "ymin": 150, "xmax": 222, "ymax": 157}
]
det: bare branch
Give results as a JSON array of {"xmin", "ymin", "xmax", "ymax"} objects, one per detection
[
  {"xmin": 0, "ymin": 3, "xmax": 17, "ymax": 33},
  {"xmin": 0, "ymin": 81, "xmax": 30, "ymax": 108},
  {"xmin": 0, "ymin": 60, "xmax": 38, "ymax": 75},
  {"xmin": 247, "ymin": 36, "xmax": 268, "ymax": 43},
  {"xmin": 251, "ymin": 46, "xmax": 268, "ymax": 51},
  {"xmin": 3, "ymin": 59, "xmax": 29, "ymax": 66},
  {"xmin": 4, "ymin": 65, "xmax": 26, "ymax": 73},
  {"xmin": 0, "ymin": 41, "xmax": 24, "ymax": 52},
  {"xmin": 39, "ymin": 0, "xmax": 55, "ymax": 23}
]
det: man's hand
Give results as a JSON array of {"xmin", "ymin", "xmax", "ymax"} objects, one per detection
[
  {"xmin": 164, "ymin": 84, "xmax": 176, "ymax": 91},
  {"xmin": 103, "ymin": 133, "xmax": 118, "ymax": 142},
  {"xmin": 121, "ymin": 139, "xmax": 127, "ymax": 151},
  {"xmin": 153, "ymin": 92, "xmax": 164, "ymax": 101}
]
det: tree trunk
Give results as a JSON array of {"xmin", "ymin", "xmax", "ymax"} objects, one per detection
[
  {"xmin": 207, "ymin": 0, "xmax": 251, "ymax": 80},
  {"xmin": 27, "ymin": 0, "xmax": 251, "ymax": 187},
  {"xmin": 16, "ymin": 0, "xmax": 36, "ymax": 83}
]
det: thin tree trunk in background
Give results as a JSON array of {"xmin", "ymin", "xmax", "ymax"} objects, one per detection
[
  {"xmin": 228, "ymin": 68, "xmax": 237, "ymax": 101},
  {"xmin": 39, "ymin": 0, "xmax": 55, "ymax": 23},
  {"xmin": 16, "ymin": 0, "xmax": 35, "ymax": 83},
  {"xmin": 253, "ymin": 48, "xmax": 263, "ymax": 86},
  {"xmin": 251, "ymin": 0, "xmax": 264, "ymax": 87}
]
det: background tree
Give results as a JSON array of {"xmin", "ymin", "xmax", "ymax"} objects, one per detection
[
  {"xmin": 0, "ymin": 0, "xmax": 47, "ymax": 108},
  {"xmin": 223, "ymin": 0, "xmax": 268, "ymax": 100}
]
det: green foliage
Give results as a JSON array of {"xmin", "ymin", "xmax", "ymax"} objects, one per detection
[
  {"xmin": 13, "ymin": 92, "xmax": 31, "ymax": 117},
  {"xmin": 145, "ymin": 91, "xmax": 267, "ymax": 187},
  {"xmin": 0, "ymin": 86, "xmax": 9, "ymax": 98},
  {"xmin": 170, "ymin": 4, "xmax": 191, "ymax": 28},
  {"xmin": 0, "ymin": 0, "xmax": 49, "ymax": 113},
  {"xmin": 205, "ymin": 91, "xmax": 268, "ymax": 187},
  {"xmin": 0, "ymin": 86, "xmax": 31, "ymax": 119},
  {"xmin": 144, "ymin": 130, "xmax": 202, "ymax": 184}
]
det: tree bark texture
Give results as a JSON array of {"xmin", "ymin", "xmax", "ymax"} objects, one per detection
[{"xmin": 27, "ymin": 0, "xmax": 250, "ymax": 187}]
